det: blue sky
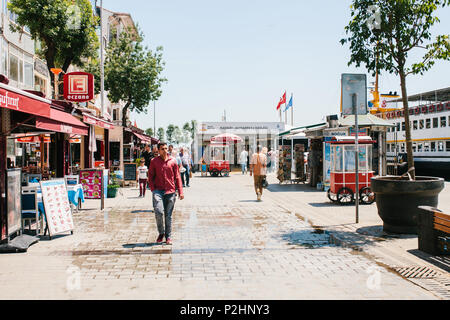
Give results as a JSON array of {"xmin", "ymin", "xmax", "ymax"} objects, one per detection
[{"xmin": 101, "ymin": 0, "xmax": 450, "ymax": 132}]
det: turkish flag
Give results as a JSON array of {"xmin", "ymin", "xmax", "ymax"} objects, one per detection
[{"xmin": 276, "ymin": 92, "xmax": 286, "ymax": 110}]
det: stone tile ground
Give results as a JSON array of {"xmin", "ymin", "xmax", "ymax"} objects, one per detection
[{"xmin": 0, "ymin": 172, "xmax": 443, "ymax": 299}]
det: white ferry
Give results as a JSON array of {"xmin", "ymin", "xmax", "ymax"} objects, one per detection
[{"xmin": 383, "ymin": 87, "xmax": 450, "ymax": 179}]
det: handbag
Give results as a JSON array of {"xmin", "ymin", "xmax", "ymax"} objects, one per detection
[
  {"xmin": 189, "ymin": 171, "xmax": 192, "ymax": 178},
  {"xmin": 179, "ymin": 166, "xmax": 186, "ymax": 173}
]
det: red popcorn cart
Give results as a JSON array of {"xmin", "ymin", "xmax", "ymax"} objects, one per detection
[
  {"xmin": 207, "ymin": 142, "xmax": 230, "ymax": 177},
  {"xmin": 326, "ymin": 136, "xmax": 376, "ymax": 205}
]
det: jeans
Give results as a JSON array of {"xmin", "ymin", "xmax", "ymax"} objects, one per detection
[
  {"xmin": 181, "ymin": 166, "xmax": 190, "ymax": 186},
  {"xmin": 139, "ymin": 179, "xmax": 147, "ymax": 196},
  {"xmin": 152, "ymin": 190, "xmax": 176, "ymax": 239},
  {"xmin": 241, "ymin": 163, "xmax": 247, "ymax": 174}
]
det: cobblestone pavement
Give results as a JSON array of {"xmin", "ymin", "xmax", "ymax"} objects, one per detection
[{"xmin": 0, "ymin": 173, "xmax": 439, "ymax": 299}]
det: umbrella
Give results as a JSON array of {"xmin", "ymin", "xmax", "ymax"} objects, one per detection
[{"xmin": 210, "ymin": 133, "xmax": 243, "ymax": 143}]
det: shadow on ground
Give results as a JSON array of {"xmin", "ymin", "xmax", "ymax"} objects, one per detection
[
  {"xmin": 356, "ymin": 226, "xmax": 417, "ymax": 240},
  {"xmin": 407, "ymin": 249, "xmax": 450, "ymax": 273},
  {"xmin": 267, "ymin": 183, "xmax": 323, "ymax": 193}
]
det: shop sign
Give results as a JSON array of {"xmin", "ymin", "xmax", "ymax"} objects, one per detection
[
  {"xmin": 83, "ymin": 114, "xmax": 114, "ymax": 130},
  {"xmin": 64, "ymin": 72, "xmax": 94, "ymax": 102},
  {"xmin": 349, "ymin": 128, "xmax": 369, "ymax": 136}
]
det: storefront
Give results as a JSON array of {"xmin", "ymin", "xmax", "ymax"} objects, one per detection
[{"xmin": 0, "ymin": 82, "xmax": 88, "ymax": 241}]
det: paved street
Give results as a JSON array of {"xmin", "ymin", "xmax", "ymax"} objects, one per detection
[{"xmin": 0, "ymin": 172, "xmax": 444, "ymax": 299}]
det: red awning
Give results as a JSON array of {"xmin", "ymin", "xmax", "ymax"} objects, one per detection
[
  {"xmin": 36, "ymin": 108, "xmax": 88, "ymax": 136},
  {"xmin": 83, "ymin": 113, "xmax": 115, "ymax": 130},
  {"xmin": 133, "ymin": 132, "xmax": 159, "ymax": 144},
  {"xmin": 0, "ymin": 83, "xmax": 51, "ymax": 117}
]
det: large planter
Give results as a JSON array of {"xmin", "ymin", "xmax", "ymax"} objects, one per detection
[
  {"xmin": 371, "ymin": 176, "xmax": 445, "ymax": 234},
  {"xmin": 107, "ymin": 187, "xmax": 118, "ymax": 198}
]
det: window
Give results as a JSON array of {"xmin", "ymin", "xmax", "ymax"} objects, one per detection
[
  {"xmin": 426, "ymin": 119, "xmax": 431, "ymax": 129},
  {"xmin": 446, "ymin": 141, "xmax": 450, "ymax": 152},
  {"xmin": 396, "ymin": 123, "xmax": 400, "ymax": 132},
  {"xmin": 418, "ymin": 143, "xmax": 423, "ymax": 152},
  {"xmin": 431, "ymin": 142, "xmax": 436, "ymax": 152},
  {"xmin": 419, "ymin": 119, "xmax": 424, "ymax": 130},
  {"xmin": 24, "ymin": 55, "xmax": 33, "ymax": 88},
  {"xmin": 34, "ymin": 75, "xmax": 47, "ymax": 96},
  {"xmin": 18, "ymin": 56, "xmax": 23, "ymax": 83},
  {"xmin": 402, "ymin": 122, "xmax": 405, "ymax": 131},
  {"xmin": 113, "ymin": 109, "xmax": 119, "ymax": 121},
  {"xmin": 441, "ymin": 117, "xmax": 447, "ymax": 128},
  {"xmin": 9, "ymin": 54, "xmax": 18, "ymax": 81},
  {"xmin": 413, "ymin": 120, "xmax": 418, "ymax": 130},
  {"xmin": 424, "ymin": 143, "xmax": 430, "ymax": 152},
  {"xmin": 433, "ymin": 118, "xmax": 438, "ymax": 128},
  {"xmin": 401, "ymin": 143, "xmax": 406, "ymax": 153},
  {"xmin": 412, "ymin": 143, "xmax": 417, "ymax": 152},
  {"xmin": 438, "ymin": 141, "xmax": 444, "ymax": 152}
]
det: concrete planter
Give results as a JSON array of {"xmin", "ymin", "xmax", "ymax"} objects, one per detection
[{"xmin": 371, "ymin": 176, "xmax": 445, "ymax": 234}]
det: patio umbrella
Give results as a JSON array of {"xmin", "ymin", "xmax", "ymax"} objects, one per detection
[{"xmin": 210, "ymin": 133, "xmax": 243, "ymax": 143}]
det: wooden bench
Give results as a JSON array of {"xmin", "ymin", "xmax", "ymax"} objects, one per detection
[{"xmin": 418, "ymin": 206, "xmax": 450, "ymax": 255}]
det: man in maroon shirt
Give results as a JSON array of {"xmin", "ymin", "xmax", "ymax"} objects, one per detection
[{"xmin": 148, "ymin": 142, "xmax": 184, "ymax": 245}]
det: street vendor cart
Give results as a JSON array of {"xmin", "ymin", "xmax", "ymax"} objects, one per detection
[
  {"xmin": 326, "ymin": 136, "xmax": 376, "ymax": 205},
  {"xmin": 207, "ymin": 142, "xmax": 230, "ymax": 177}
]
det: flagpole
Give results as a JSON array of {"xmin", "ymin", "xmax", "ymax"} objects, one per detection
[
  {"xmin": 291, "ymin": 93, "xmax": 293, "ymax": 126},
  {"xmin": 284, "ymin": 90, "xmax": 287, "ymax": 125}
]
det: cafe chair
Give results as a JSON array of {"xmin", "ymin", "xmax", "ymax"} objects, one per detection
[{"xmin": 21, "ymin": 187, "xmax": 43, "ymax": 236}]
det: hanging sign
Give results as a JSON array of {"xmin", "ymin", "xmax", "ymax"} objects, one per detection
[
  {"xmin": 64, "ymin": 72, "xmax": 94, "ymax": 102},
  {"xmin": 341, "ymin": 74, "xmax": 367, "ymax": 115}
]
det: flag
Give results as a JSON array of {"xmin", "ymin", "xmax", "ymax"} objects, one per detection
[
  {"xmin": 285, "ymin": 94, "xmax": 293, "ymax": 111},
  {"xmin": 276, "ymin": 91, "xmax": 286, "ymax": 110}
]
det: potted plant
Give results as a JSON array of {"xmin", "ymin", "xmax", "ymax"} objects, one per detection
[
  {"xmin": 341, "ymin": 0, "xmax": 448, "ymax": 233},
  {"xmin": 107, "ymin": 172, "xmax": 120, "ymax": 198}
]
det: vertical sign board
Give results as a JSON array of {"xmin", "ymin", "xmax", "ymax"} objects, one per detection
[
  {"xmin": 341, "ymin": 74, "xmax": 367, "ymax": 115},
  {"xmin": 63, "ymin": 72, "xmax": 94, "ymax": 102},
  {"xmin": 79, "ymin": 169, "xmax": 103, "ymax": 199},
  {"xmin": 124, "ymin": 163, "xmax": 137, "ymax": 181},
  {"xmin": 40, "ymin": 179, "xmax": 74, "ymax": 236},
  {"xmin": 6, "ymin": 169, "xmax": 22, "ymax": 237}
]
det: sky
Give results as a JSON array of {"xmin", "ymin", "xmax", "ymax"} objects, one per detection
[{"xmin": 101, "ymin": 0, "xmax": 450, "ymax": 132}]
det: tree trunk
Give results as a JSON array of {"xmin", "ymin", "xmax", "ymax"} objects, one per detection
[
  {"xmin": 122, "ymin": 102, "xmax": 131, "ymax": 127},
  {"xmin": 399, "ymin": 69, "xmax": 415, "ymax": 180}
]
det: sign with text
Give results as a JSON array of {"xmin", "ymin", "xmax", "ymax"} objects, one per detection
[
  {"xmin": 341, "ymin": 74, "xmax": 367, "ymax": 116},
  {"xmin": 40, "ymin": 179, "xmax": 74, "ymax": 236},
  {"xmin": 64, "ymin": 72, "xmax": 94, "ymax": 102}
]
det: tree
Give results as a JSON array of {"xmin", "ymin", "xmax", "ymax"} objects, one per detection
[
  {"xmin": 157, "ymin": 127, "xmax": 165, "ymax": 142},
  {"xmin": 145, "ymin": 128, "xmax": 154, "ymax": 137},
  {"xmin": 173, "ymin": 126, "xmax": 182, "ymax": 144},
  {"xmin": 341, "ymin": 0, "xmax": 450, "ymax": 179},
  {"xmin": 183, "ymin": 120, "xmax": 198, "ymax": 141},
  {"xmin": 105, "ymin": 27, "xmax": 166, "ymax": 127},
  {"xmin": 166, "ymin": 124, "xmax": 176, "ymax": 143},
  {"xmin": 8, "ymin": 0, "xmax": 99, "ymax": 89}
]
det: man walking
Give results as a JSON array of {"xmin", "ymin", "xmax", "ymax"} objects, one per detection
[
  {"xmin": 179, "ymin": 148, "xmax": 191, "ymax": 187},
  {"xmin": 142, "ymin": 145, "xmax": 153, "ymax": 168},
  {"xmin": 148, "ymin": 142, "xmax": 184, "ymax": 245},
  {"xmin": 250, "ymin": 145, "xmax": 267, "ymax": 201},
  {"xmin": 240, "ymin": 148, "xmax": 248, "ymax": 174}
]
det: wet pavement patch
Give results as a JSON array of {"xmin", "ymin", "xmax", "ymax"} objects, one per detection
[{"xmin": 280, "ymin": 229, "xmax": 333, "ymax": 248}]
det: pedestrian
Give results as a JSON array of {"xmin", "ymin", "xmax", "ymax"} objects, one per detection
[
  {"xmin": 239, "ymin": 148, "xmax": 248, "ymax": 174},
  {"xmin": 137, "ymin": 159, "xmax": 148, "ymax": 197},
  {"xmin": 141, "ymin": 145, "xmax": 153, "ymax": 168},
  {"xmin": 250, "ymin": 145, "xmax": 267, "ymax": 201},
  {"xmin": 148, "ymin": 142, "xmax": 184, "ymax": 245},
  {"xmin": 151, "ymin": 145, "xmax": 159, "ymax": 159},
  {"xmin": 168, "ymin": 144, "xmax": 174, "ymax": 155},
  {"xmin": 179, "ymin": 147, "xmax": 191, "ymax": 187}
]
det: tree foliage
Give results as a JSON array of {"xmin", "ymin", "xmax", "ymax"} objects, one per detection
[
  {"xmin": 8, "ymin": 0, "xmax": 99, "ymax": 86},
  {"xmin": 157, "ymin": 127, "xmax": 165, "ymax": 142},
  {"xmin": 145, "ymin": 128, "xmax": 154, "ymax": 137},
  {"xmin": 341, "ymin": 0, "xmax": 450, "ymax": 178},
  {"xmin": 183, "ymin": 120, "xmax": 197, "ymax": 141},
  {"xmin": 104, "ymin": 27, "xmax": 166, "ymax": 127},
  {"xmin": 166, "ymin": 124, "xmax": 176, "ymax": 144}
]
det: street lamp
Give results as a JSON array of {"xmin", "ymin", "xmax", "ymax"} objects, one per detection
[{"xmin": 50, "ymin": 68, "xmax": 63, "ymax": 100}]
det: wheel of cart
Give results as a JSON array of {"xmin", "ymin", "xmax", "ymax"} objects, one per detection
[
  {"xmin": 359, "ymin": 187, "xmax": 375, "ymax": 205},
  {"xmin": 337, "ymin": 187, "xmax": 354, "ymax": 205},
  {"xmin": 210, "ymin": 169, "xmax": 219, "ymax": 177},
  {"xmin": 220, "ymin": 169, "xmax": 229, "ymax": 177},
  {"xmin": 327, "ymin": 189, "xmax": 337, "ymax": 203}
]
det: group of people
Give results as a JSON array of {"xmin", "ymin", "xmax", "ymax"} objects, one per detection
[{"xmin": 239, "ymin": 147, "xmax": 277, "ymax": 175}]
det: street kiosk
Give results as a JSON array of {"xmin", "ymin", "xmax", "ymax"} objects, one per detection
[{"xmin": 326, "ymin": 136, "xmax": 376, "ymax": 205}]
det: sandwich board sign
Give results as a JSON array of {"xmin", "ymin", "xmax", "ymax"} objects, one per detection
[{"xmin": 40, "ymin": 179, "xmax": 74, "ymax": 237}]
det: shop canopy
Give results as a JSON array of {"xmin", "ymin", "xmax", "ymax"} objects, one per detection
[
  {"xmin": 36, "ymin": 107, "xmax": 88, "ymax": 136},
  {"xmin": 133, "ymin": 132, "xmax": 159, "ymax": 145},
  {"xmin": 339, "ymin": 114, "xmax": 394, "ymax": 127},
  {"xmin": 0, "ymin": 82, "xmax": 51, "ymax": 118},
  {"xmin": 83, "ymin": 113, "xmax": 115, "ymax": 130}
]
